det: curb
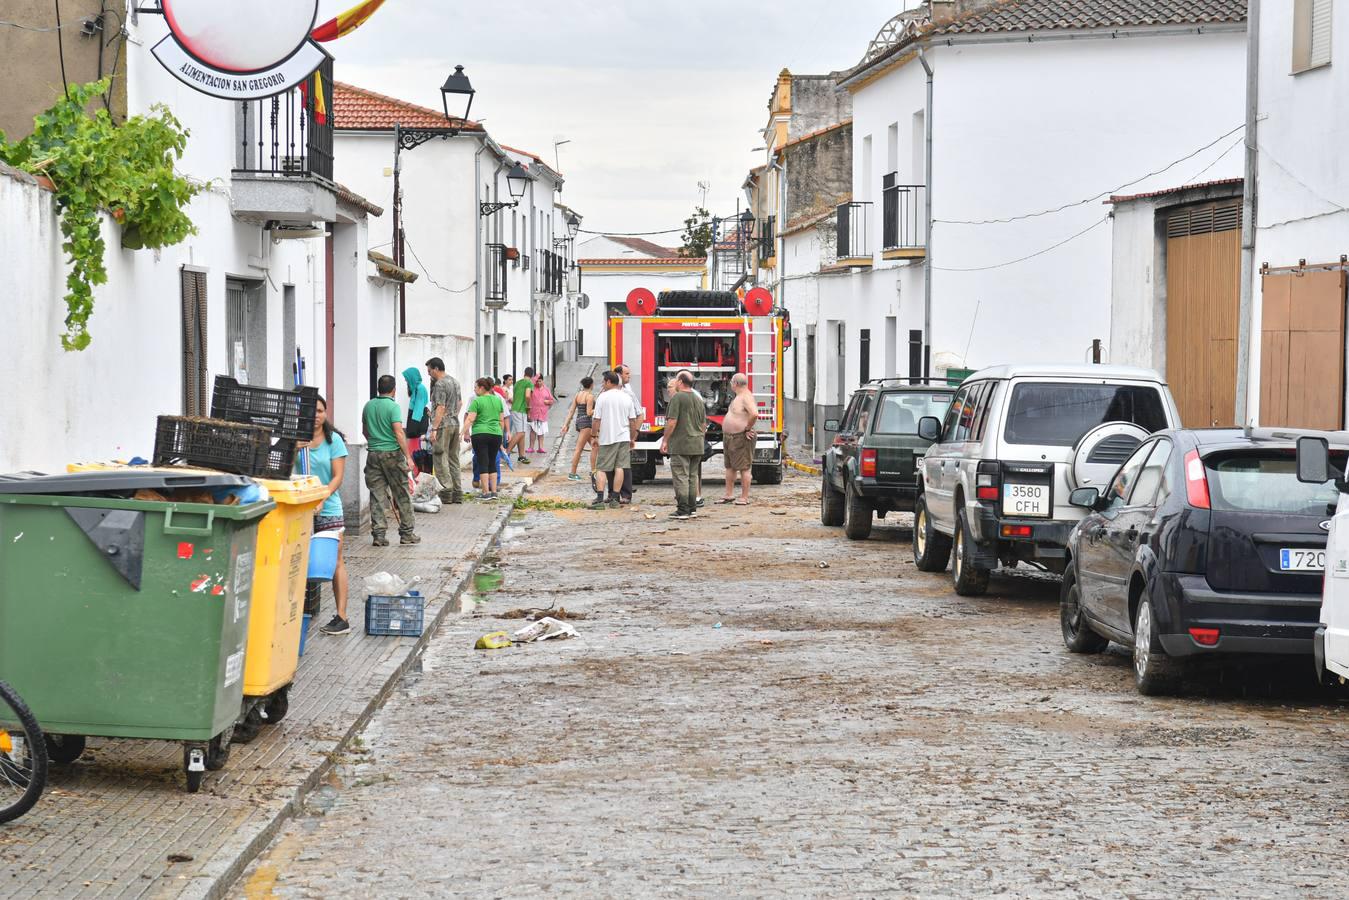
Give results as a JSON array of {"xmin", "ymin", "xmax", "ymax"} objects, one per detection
[
  {"xmin": 203, "ymin": 392, "xmax": 586, "ymax": 899},
  {"xmin": 785, "ymin": 454, "xmax": 822, "ymax": 477}
]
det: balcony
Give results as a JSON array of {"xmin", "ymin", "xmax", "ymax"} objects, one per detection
[
  {"xmin": 231, "ymin": 58, "xmax": 337, "ymax": 225},
  {"xmin": 836, "ymin": 201, "xmax": 874, "ymax": 266},
  {"xmin": 485, "ymin": 243, "xmax": 508, "ymax": 309},
  {"xmin": 539, "ymin": 250, "xmax": 565, "ymax": 296},
  {"xmin": 758, "ymin": 216, "xmax": 776, "ymax": 268},
  {"xmin": 882, "ymin": 175, "xmax": 926, "ymax": 259}
]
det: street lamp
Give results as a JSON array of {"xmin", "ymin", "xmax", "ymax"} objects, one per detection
[
  {"xmin": 393, "ymin": 65, "xmax": 473, "ymax": 332},
  {"xmin": 440, "ymin": 65, "xmax": 475, "ymax": 122},
  {"xmin": 481, "ymin": 162, "xmax": 533, "ymax": 216},
  {"xmin": 739, "ymin": 208, "xmax": 755, "ymax": 242},
  {"xmin": 566, "ymin": 211, "xmax": 582, "ymax": 239}
]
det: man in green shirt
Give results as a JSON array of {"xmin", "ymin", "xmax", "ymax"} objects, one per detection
[
  {"xmin": 660, "ymin": 371, "xmax": 707, "ymax": 520},
  {"xmin": 362, "ymin": 374, "xmax": 419, "ymax": 546},
  {"xmin": 507, "ymin": 366, "xmax": 534, "ymax": 466}
]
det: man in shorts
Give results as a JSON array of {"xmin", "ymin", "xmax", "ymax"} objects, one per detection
[
  {"xmin": 589, "ymin": 371, "xmax": 638, "ymax": 510},
  {"xmin": 508, "ymin": 367, "xmax": 534, "ymax": 465},
  {"xmin": 719, "ymin": 372, "xmax": 757, "ymax": 505}
]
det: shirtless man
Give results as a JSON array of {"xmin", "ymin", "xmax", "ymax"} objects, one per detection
[{"xmin": 719, "ymin": 373, "xmax": 758, "ymax": 505}]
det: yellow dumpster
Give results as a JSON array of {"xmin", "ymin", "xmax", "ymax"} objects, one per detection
[{"xmin": 67, "ymin": 464, "xmax": 326, "ymax": 739}]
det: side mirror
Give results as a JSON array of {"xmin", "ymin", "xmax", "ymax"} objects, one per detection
[
  {"xmin": 824, "ymin": 418, "xmax": 840, "ymax": 432},
  {"xmin": 1297, "ymin": 436, "xmax": 1332, "ymax": 485},
  {"xmin": 1069, "ymin": 487, "xmax": 1102, "ymax": 509},
  {"xmin": 918, "ymin": 416, "xmax": 941, "ymax": 442}
]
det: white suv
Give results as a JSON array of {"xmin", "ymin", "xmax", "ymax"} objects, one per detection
[{"xmin": 913, "ymin": 365, "xmax": 1181, "ymax": 595}]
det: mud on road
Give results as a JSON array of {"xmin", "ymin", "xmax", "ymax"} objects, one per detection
[{"xmin": 238, "ymin": 464, "xmax": 1349, "ymax": 899}]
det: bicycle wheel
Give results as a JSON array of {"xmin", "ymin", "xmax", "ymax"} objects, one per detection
[{"xmin": 0, "ymin": 680, "xmax": 47, "ymax": 824}]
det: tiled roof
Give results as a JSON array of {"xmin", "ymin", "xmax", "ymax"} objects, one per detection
[
  {"xmin": 334, "ymin": 182, "xmax": 384, "ymax": 217},
  {"xmin": 1108, "ymin": 177, "xmax": 1243, "ymax": 204},
  {"xmin": 930, "ymin": 0, "xmax": 1247, "ymax": 35},
  {"xmin": 601, "ymin": 236, "xmax": 682, "ymax": 258},
  {"xmin": 779, "ymin": 119, "xmax": 852, "ymax": 152},
  {"xmin": 333, "ymin": 82, "xmax": 483, "ymax": 132},
  {"xmin": 500, "ymin": 144, "xmax": 563, "ymax": 181},
  {"xmin": 579, "ymin": 257, "xmax": 706, "ymax": 266}
]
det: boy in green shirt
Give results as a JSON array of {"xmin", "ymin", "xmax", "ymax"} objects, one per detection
[{"xmin": 507, "ymin": 367, "xmax": 535, "ymax": 465}]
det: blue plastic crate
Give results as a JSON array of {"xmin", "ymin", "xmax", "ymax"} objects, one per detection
[{"xmin": 365, "ymin": 593, "xmax": 425, "ymax": 637}]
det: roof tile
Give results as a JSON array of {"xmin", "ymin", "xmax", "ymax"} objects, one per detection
[
  {"xmin": 931, "ymin": 0, "xmax": 1247, "ymax": 36},
  {"xmin": 333, "ymin": 81, "xmax": 482, "ymax": 132}
]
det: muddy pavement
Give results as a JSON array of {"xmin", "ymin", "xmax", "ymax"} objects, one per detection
[{"xmin": 238, "ymin": 460, "xmax": 1349, "ymax": 898}]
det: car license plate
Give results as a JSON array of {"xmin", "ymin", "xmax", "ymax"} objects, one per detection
[
  {"xmin": 1003, "ymin": 482, "xmax": 1050, "ymax": 518},
  {"xmin": 1280, "ymin": 548, "xmax": 1326, "ymax": 572}
]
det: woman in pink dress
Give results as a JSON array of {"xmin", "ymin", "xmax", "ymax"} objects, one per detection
[{"xmin": 527, "ymin": 374, "xmax": 555, "ymax": 453}]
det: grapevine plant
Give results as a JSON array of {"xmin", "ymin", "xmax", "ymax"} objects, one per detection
[{"xmin": 0, "ymin": 80, "xmax": 199, "ymax": 350}]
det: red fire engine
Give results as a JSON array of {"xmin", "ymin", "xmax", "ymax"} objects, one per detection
[{"xmin": 608, "ymin": 287, "xmax": 788, "ymax": 485}]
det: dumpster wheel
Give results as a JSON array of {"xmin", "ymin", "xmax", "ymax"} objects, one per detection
[
  {"xmin": 231, "ymin": 706, "xmax": 264, "ymax": 745},
  {"xmin": 184, "ymin": 745, "xmax": 206, "ymax": 793},
  {"xmin": 45, "ymin": 734, "xmax": 85, "ymax": 765},
  {"xmin": 205, "ymin": 726, "xmax": 234, "ymax": 771},
  {"xmin": 263, "ymin": 686, "xmax": 291, "ymax": 725}
]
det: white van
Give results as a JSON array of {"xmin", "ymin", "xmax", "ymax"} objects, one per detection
[{"xmin": 1294, "ymin": 436, "xmax": 1349, "ymax": 683}]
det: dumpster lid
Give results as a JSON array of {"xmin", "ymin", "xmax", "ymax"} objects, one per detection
[{"xmin": 0, "ymin": 470, "xmax": 253, "ymax": 495}]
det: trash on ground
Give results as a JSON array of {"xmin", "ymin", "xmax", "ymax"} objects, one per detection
[
  {"xmin": 713, "ymin": 622, "xmax": 723, "ymax": 629},
  {"xmin": 512, "ymin": 617, "xmax": 578, "ymax": 643},
  {"xmin": 771, "ymin": 510, "xmax": 787, "ymax": 516},
  {"xmin": 817, "ymin": 562, "xmax": 830, "ymax": 569},
  {"xmin": 412, "ymin": 474, "xmax": 443, "ymax": 513},
  {"xmin": 365, "ymin": 572, "xmax": 416, "ymax": 596},
  {"xmin": 500, "ymin": 606, "xmax": 586, "ymax": 621},
  {"xmin": 475, "ymin": 631, "xmax": 513, "ymax": 650}
]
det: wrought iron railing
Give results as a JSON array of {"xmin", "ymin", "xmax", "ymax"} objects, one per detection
[
  {"xmin": 882, "ymin": 175, "xmax": 926, "ymax": 251},
  {"xmin": 485, "ymin": 243, "xmax": 507, "ymax": 307},
  {"xmin": 758, "ymin": 216, "xmax": 776, "ymax": 260},
  {"xmin": 837, "ymin": 201, "xmax": 873, "ymax": 260},
  {"xmin": 540, "ymin": 250, "xmax": 564, "ymax": 295},
  {"xmin": 234, "ymin": 57, "xmax": 334, "ymax": 181}
]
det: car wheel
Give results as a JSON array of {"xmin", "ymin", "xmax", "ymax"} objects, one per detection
[
  {"xmin": 820, "ymin": 471, "xmax": 844, "ymax": 527},
  {"xmin": 951, "ymin": 508, "xmax": 990, "ymax": 596},
  {"xmin": 1133, "ymin": 596, "xmax": 1182, "ymax": 696},
  {"xmin": 844, "ymin": 488, "xmax": 873, "ymax": 540},
  {"xmin": 1060, "ymin": 565, "xmax": 1108, "ymax": 653},
  {"xmin": 912, "ymin": 494, "xmax": 951, "ymax": 572}
]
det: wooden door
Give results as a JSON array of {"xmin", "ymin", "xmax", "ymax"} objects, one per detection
[
  {"xmin": 1260, "ymin": 269, "xmax": 1347, "ymax": 429},
  {"xmin": 1165, "ymin": 201, "xmax": 1241, "ymax": 427}
]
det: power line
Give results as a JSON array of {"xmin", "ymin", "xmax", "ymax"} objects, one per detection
[
  {"xmin": 936, "ymin": 123, "xmax": 1245, "ymax": 226},
  {"xmin": 0, "ymin": 16, "xmax": 84, "ymax": 31},
  {"xmin": 403, "ymin": 236, "xmax": 476, "ymax": 294},
  {"xmin": 932, "ymin": 214, "xmax": 1110, "ymax": 273}
]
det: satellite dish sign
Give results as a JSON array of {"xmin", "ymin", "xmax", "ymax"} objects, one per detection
[{"xmin": 151, "ymin": 0, "xmax": 328, "ymax": 100}]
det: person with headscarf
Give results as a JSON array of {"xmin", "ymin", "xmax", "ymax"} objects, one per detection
[{"xmin": 402, "ymin": 366, "xmax": 431, "ymax": 467}]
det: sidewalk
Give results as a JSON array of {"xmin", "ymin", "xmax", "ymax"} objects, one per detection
[{"xmin": 0, "ymin": 360, "xmax": 593, "ymax": 900}]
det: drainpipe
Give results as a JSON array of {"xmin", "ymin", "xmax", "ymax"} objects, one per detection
[
  {"xmin": 475, "ymin": 141, "xmax": 486, "ymax": 377},
  {"xmin": 918, "ymin": 46, "xmax": 934, "ymax": 380},
  {"xmin": 529, "ymin": 177, "xmax": 537, "ymax": 373},
  {"xmin": 1235, "ymin": 0, "xmax": 1260, "ymax": 426}
]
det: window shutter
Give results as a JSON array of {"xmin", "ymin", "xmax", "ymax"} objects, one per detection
[
  {"xmin": 1311, "ymin": 0, "xmax": 1334, "ymax": 67},
  {"xmin": 1167, "ymin": 200, "xmax": 1242, "ymax": 238},
  {"xmin": 181, "ymin": 270, "xmax": 208, "ymax": 416}
]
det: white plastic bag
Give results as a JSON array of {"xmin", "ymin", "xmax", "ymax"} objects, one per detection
[
  {"xmin": 365, "ymin": 572, "xmax": 410, "ymax": 596},
  {"xmin": 512, "ymin": 617, "xmax": 578, "ymax": 643}
]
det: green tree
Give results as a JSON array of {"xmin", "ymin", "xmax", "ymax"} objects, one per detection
[
  {"xmin": 1, "ymin": 79, "xmax": 199, "ymax": 350},
  {"xmin": 680, "ymin": 206, "xmax": 713, "ymax": 258}
]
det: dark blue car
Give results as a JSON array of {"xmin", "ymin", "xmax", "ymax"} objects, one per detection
[{"xmin": 1060, "ymin": 428, "xmax": 1343, "ymax": 695}]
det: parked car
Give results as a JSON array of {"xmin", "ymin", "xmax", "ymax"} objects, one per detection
[
  {"xmin": 821, "ymin": 381, "xmax": 955, "ymax": 539},
  {"xmin": 912, "ymin": 365, "xmax": 1181, "ymax": 595},
  {"xmin": 1063, "ymin": 428, "xmax": 1343, "ymax": 695},
  {"xmin": 1293, "ymin": 436, "xmax": 1349, "ymax": 687}
]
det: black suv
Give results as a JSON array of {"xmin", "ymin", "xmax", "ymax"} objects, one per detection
[{"xmin": 821, "ymin": 381, "xmax": 955, "ymax": 539}]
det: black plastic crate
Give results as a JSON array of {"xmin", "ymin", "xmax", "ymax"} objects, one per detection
[
  {"xmin": 153, "ymin": 416, "xmax": 297, "ymax": 480},
  {"xmin": 210, "ymin": 376, "xmax": 319, "ymax": 441},
  {"xmin": 365, "ymin": 594, "xmax": 425, "ymax": 637}
]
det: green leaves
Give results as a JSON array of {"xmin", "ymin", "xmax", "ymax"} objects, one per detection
[{"xmin": 0, "ymin": 79, "xmax": 201, "ymax": 350}]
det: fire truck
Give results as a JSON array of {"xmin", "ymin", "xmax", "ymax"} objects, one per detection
[{"xmin": 608, "ymin": 287, "xmax": 789, "ymax": 485}]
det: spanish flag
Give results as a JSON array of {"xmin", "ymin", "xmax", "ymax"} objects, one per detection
[
  {"xmin": 300, "ymin": 71, "xmax": 327, "ymax": 124},
  {"xmin": 312, "ymin": 0, "xmax": 387, "ymax": 42}
]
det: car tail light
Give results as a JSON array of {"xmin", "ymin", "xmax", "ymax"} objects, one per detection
[
  {"xmin": 1001, "ymin": 524, "xmax": 1033, "ymax": 538},
  {"xmin": 1189, "ymin": 627, "xmax": 1220, "ymax": 647},
  {"xmin": 1184, "ymin": 450, "xmax": 1211, "ymax": 509},
  {"xmin": 861, "ymin": 449, "xmax": 878, "ymax": 478},
  {"xmin": 976, "ymin": 460, "xmax": 1000, "ymax": 503}
]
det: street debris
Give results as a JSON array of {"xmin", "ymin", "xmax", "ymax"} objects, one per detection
[
  {"xmin": 366, "ymin": 572, "xmax": 414, "ymax": 596},
  {"xmin": 474, "ymin": 632, "xmax": 513, "ymax": 650},
  {"xmin": 411, "ymin": 474, "xmax": 443, "ymax": 514},
  {"xmin": 817, "ymin": 562, "xmax": 830, "ymax": 569},
  {"xmin": 500, "ymin": 605, "xmax": 586, "ymax": 621},
  {"xmin": 512, "ymin": 617, "xmax": 578, "ymax": 643}
]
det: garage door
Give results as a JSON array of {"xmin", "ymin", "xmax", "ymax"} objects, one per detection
[
  {"xmin": 1260, "ymin": 268, "xmax": 1346, "ymax": 430},
  {"xmin": 1165, "ymin": 201, "xmax": 1241, "ymax": 427}
]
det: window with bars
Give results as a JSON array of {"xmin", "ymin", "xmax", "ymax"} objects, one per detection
[{"xmin": 1294, "ymin": 0, "xmax": 1334, "ymax": 72}]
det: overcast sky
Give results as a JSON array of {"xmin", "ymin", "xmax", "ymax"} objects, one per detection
[{"xmin": 325, "ymin": 0, "xmax": 909, "ymax": 243}]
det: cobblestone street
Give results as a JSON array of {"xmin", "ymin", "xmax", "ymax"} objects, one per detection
[{"xmin": 238, "ymin": 435, "xmax": 1349, "ymax": 898}]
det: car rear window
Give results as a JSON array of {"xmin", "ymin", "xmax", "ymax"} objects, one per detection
[
  {"xmin": 1002, "ymin": 382, "xmax": 1168, "ymax": 447},
  {"xmin": 874, "ymin": 392, "xmax": 952, "ymax": 435},
  {"xmin": 1206, "ymin": 452, "xmax": 1344, "ymax": 514}
]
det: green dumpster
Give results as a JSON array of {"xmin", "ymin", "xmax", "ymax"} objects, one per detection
[{"xmin": 0, "ymin": 470, "xmax": 274, "ymax": 792}]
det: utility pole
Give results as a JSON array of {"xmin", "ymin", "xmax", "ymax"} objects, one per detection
[{"xmin": 1235, "ymin": 0, "xmax": 1260, "ymax": 426}]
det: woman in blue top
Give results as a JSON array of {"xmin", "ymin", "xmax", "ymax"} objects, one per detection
[{"xmin": 298, "ymin": 396, "xmax": 352, "ymax": 636}]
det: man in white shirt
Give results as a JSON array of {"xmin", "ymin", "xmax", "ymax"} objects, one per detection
[{"xmin": 589, "ymin": 370, "xmax": 639, "ymax": 510}]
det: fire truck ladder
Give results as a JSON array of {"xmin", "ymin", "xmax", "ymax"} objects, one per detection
[{"xmin": 744, "ymin": 316, "xmax": 778, "ymax": 430}]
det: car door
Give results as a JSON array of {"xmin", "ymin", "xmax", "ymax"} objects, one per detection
[
  {"xmin": 1077, "ymin": 440, "xmax": 1155, "ymax": 630},
  {"xmin": 829, "ymin": 393, "xmax": 863, "ymax": 493},
  {"xmin": 845, "ymin": 391, "xmax": 877, "ymax": 488},
  {"xmin": 924, "ymin": 385, "xmax": 970, "ymax": 531},
  {"xmin": 1103, "ymin": 439, "xmax": 1173, "ymax": 632},
  {"xmin": 953, "ymin": 381, "xmax": 991, "ymax": 519}
]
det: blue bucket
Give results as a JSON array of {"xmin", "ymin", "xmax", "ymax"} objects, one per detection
[
  {"xmin": 299, "ymin": 613, "xmax": 313, "ymax": 657},
  {"xmin": 306, "ymin": 532, "xmax": 341, "ymax": 582}
]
